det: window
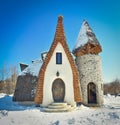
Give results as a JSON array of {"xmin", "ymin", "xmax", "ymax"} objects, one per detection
[{"xmin": 56, "ymin": 53, "xmax": 62, "ymax": 64}]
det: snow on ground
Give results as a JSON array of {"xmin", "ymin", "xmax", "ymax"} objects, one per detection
[{"xmin": 0, "ymin": 93, "xmax": 120, "ymax": 125}]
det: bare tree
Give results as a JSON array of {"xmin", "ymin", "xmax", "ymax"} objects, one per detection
[
  {"xmin": 104, "ymin": 79, "xmax": 120, "ymax": 95},
  {"xmin": 0, "ymin": 64, "xmax": 18, "ymax": 94},
  {"xmin": 0, "ymin": 63, "xmax": 6, "ymax": 81}
]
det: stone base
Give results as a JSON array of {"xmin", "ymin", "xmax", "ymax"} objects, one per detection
[{"xmin": 83, "ymin": 103, "xmax": 102, "ymax": 107}]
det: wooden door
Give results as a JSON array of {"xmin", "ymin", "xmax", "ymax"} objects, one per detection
[
  {"xmin": 88, "ymin": 82, "xmax": 97, "ymax": 104},
  {"xmin": 52, "ymin": 79, "xmax": 65, "ymax": 102}
]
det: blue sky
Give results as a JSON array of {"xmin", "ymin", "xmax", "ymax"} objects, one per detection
[{"xmin": 0, "ymin": 0, "xmax": 120, "ymax": 82}]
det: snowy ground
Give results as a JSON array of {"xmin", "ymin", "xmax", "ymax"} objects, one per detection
[{"xmin": 0, "ymin": 93, "xmax": 120, "ymax": 125}]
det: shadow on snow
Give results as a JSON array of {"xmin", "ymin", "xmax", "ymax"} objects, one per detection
[{"xmin": 0, "ymin": 95, "xmax": 42, "ymax": 111}]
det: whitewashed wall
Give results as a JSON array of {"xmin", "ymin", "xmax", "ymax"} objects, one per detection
[{"xmin": 41, "ymin": 43, "xmax": 75, "ymax": 107}]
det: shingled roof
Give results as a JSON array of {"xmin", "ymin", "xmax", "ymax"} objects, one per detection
[
  {"xmin": 73, "ymin": 20, "xmax": 102, "ymax": 56},
  {"xmin": 34, "ymin": 16, "xmax": 82, "ymax": 104}
]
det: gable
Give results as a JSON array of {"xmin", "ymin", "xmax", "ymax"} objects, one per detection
[
  {"xmin": 34, "ymin": 16, "xmax": 82, "ymax": 104},
  {"xmin": 41, "ymin": 43, "xmax": 75, "ymax": 106},
  {"xmin": 46, "ymin": 42, "xmax": 73, "ymax": 67}
]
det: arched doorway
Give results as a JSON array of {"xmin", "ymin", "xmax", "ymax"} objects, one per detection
[
  {"xmin": 52, "ymin": 78, "xmax": 65, "ymax": 102},
  {"xmin": 87, "ymin": 82, "xmax": 97, "ymax": 104}
]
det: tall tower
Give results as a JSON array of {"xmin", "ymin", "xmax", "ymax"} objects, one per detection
[{"xmin": 73, "ymin": 20, "xmax": 103, "ymax": 106}]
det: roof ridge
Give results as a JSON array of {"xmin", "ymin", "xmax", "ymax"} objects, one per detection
[{"xmin": 53, "ymin": 15, "xmax": 66, "ymax": 42}]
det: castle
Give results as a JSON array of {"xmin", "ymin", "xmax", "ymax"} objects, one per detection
[{"xmin": 13, "ymin": 16, "xmax": 103, "ymax": 111}]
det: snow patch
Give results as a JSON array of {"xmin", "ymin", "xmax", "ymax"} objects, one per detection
[{"xmin": 104, "ymin": 94, "xmax": 120, "ymax": 109}]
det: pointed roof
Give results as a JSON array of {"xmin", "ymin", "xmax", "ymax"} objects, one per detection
[
  {"xmin": 73, "ymin": 20, "xmax": 102, "ymax": 56},
  {"xmin": 54, "ymin": 15, "xmax": 65, "ymax": 41},
  {"xmin": 35, "ymin": 16, "xmax": 82, "ymax": 104}
]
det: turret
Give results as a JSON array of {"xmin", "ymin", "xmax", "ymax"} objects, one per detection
[{"xmin": 73, "ymin": 20, "xmax": 103, "ymax": 106}]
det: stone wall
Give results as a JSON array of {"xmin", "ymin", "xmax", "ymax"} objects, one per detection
[
  {"xmin": 75, "ymin": 54, "xmax": 103, "ymax": 106},
  {"xmin": 13, "ymin": 74, "xmax": 38, "ymax": 102}
]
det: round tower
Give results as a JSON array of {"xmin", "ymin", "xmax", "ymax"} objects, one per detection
[{"xmin": 73, "ymin": 20, "xmax": 103, "ymax": 106}]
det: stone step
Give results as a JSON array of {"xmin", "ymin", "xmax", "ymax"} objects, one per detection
[
  {"xmin": 44, "ymin": 107, "xmax": 69, "ymax": 112},
  {"xmin": 43, "ymin": 102, "xmax": 76, "ymax": 112},
  {"xmin": 51, "ymin": 102, "xmax": 67, "ymax": 106},
  {"xmin": 48, "ymin": 104, "xmax": 71, "ymax": 109}
]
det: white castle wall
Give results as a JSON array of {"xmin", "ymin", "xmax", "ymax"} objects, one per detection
[
  {"xmin": 76, "ymin": 54, "xmax": 103, "ymax": 106},
  {"xmin": 41, "ymin": 43, "xmax": 75, "ymax": 107}
]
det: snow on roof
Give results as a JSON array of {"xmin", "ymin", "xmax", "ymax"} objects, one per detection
[
  {"xmin": 73, "ymin": 20, "xmax": 99, "ymax": 51},
  {"xmin": 41, "ymin": 52, "xmax": 48, "ymax": 61},
  {"xmin": 20, "ymin": 59, "xmax": 43, "ymax": 76}
]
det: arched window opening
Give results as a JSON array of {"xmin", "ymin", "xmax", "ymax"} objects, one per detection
[{"xmin": 87, "ymin": 82, "xmax": 97, "ymax": 104}]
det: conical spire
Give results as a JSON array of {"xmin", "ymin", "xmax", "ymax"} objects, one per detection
[
  {"xmin": 73, "ymin": 20, "xmax": 102, "ymax": 56},
  {"xmin": 54, "ymin": 15, "xmax": 66, "ymax": 41}
]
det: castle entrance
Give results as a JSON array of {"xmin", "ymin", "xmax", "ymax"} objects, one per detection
[
  {"xmin": 52, "ymin": 78, "xmax": 65, "ymax": 102},
  {"xmin": 88, "ymin": 82, "xmax": 97, "ymax": 104}
]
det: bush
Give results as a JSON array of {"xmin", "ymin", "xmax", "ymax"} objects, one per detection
[{"xmin": 104, "ymin": 79, "xmax": 120, "ymax": 95}]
